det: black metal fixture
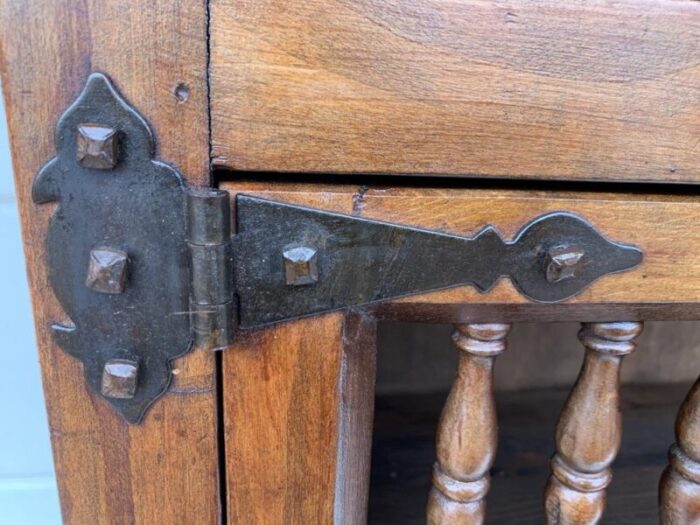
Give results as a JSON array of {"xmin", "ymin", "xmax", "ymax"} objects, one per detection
[{"xmin": 34, "ymin": 73, "xmax": 643, "ymax": 423}]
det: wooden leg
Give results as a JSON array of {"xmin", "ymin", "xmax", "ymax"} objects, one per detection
[
  {"xmin": 544, "ymin": 322, "xmax": 643, "ymax": 524},
  {"xmin": 659, "ymin": 378, "xmax": 700, "ymax": 524},
  {"xmin": 427, "ymin": 323, "xmax": 511, "ymax": 525},
  {"xmin": 223, "ymin": 311, "xmax": 377, "ymax": 525}
]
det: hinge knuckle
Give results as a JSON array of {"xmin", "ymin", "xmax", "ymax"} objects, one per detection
[
  {"xmin": 186, "ymin": 187, "xmax": 231, "ymax": 244},
  {"xmin": 190, "ymin": 301, "xmax": 235, "ymax": 352},
  {"xmin": 186, "ymin": 187, "xmax": 235, "ymax": 351},
  {"xmin": 190, "ymin": 244, "xmax": 232, "ymax": 304}
]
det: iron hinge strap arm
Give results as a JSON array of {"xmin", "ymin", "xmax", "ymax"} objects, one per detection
[{"xmin": 185, "ymin": 189, "xmax": 645, "ymax": 349}]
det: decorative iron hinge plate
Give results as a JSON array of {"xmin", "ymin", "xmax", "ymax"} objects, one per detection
[{"xmin": 34, "ymin": 73, "xmax": 643, "ymax": 423}]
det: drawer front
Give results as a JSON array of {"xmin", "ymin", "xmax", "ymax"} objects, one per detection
[{"xmin": 211, "ymin": 0, "xmax": 700, "ymax": 183}]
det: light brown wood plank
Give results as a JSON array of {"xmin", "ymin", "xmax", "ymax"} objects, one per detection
[
  {"xmin": 211, "ymin": 0, "xmax": 700, "ymax": 183},
  {"xmin": 0, "ymin": 1, "xmax": 218, "ymax": 523},
  {"xmin": 223, "ymin": 311, "xmax": 377, "ymax": 524},
  {"xmin": 222, "ymin": 181, "xmax": 700, "ymax": 320}
]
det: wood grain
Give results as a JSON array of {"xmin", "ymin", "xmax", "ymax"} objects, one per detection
[
  {"xmin": 659, "ymin": 377, "xmax": 700, "ymax": 524},
  {"xmin": 223, "ymin": 311, "xmax": 377, "ymax": 524},
  {"xmin": 222, "ymin": 181, "xmax": 700, "ymax": 320},
  {"xmin": 211, "ymin": 0, "xmax": 700, "ymax": 183},
  {"xmin": 427, "ymin": 324, "xmax": 510, "ymax": 524},
  {"xmin": 0, "ymin": 1, "xmax": 218, "ymax": 523},
  {"xmin": 544, "ymin": 322, "xmax": 643, "ymax": 524}
]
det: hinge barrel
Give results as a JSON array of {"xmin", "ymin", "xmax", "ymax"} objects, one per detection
[{"xmin": 186, "ymin": 188, "xmax": 235, "ymax": 350}]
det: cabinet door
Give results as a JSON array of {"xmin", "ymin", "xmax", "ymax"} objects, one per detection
[{"xmin": 215, "ymin": 179, "xmax": 700, "ymax": 524}]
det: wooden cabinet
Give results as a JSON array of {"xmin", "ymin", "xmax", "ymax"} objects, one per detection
[{"xmin": 1, "ymin": 1, "xmax": 699, "ymax": 523}]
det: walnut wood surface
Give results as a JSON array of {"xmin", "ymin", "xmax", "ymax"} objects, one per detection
[
  {"xmin": 660, "ymin": 377, "xmax": 700, "ymax": 524},
  {"xmin": 211, "ymin": 0, "xmax": 700, "ymax": 183},
  {"xmin": 0, "ymin": 1, "xmax": 218, "ymax": 523},
  {"xmin": 222, "ymin": 181, "xmax": 700, "ymax": 320},
  {"xmin": 427, "ymin": 324, "xmax": 510, "ymax": 524},
  {"xmin": 544, "ymin": 322, "xmax": 643, "ymax": 524},
  {"xmin": 222, "ymin": 311, "xmax": 377, "ymax": 524}
]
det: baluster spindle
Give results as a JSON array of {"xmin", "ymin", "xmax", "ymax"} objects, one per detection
[
  {"xmin": 544, "ymin": 321, "xmax": 643, "ymax": 524},
  {"xmin": 659, "ymin": 377, "xmax": 700, "ymax": 524},
  {"xmin": 427, "ymin": 323, "xmax": 510, "ymax": 525}
]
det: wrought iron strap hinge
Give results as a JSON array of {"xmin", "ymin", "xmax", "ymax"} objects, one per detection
[{"xmin": 34, "ymin": 73, "xmax": 643, "ymax": 423}]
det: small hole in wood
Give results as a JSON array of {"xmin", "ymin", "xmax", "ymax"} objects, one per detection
[{"xmin": 173, "ymin": 82, "xmax": 189, "ymax": 103}]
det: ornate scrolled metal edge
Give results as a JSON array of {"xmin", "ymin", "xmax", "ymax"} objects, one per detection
[{"xmin": 33, "ymin": 73, "xmax": 192, "ymax": 423}]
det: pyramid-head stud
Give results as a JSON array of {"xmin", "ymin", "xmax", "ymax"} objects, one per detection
[
  {"xmin": 85, "ymin": 247, "xmax": 128, "ymax": 294},
  {"xmin": 77, "ymin": 123, "xmax": 119, "ymax": 169}
]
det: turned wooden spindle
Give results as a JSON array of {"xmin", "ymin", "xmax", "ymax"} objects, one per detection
[
  {"xmin": 427, "ymin": 323, "xmax": 511, "ymax": 525},
  {"xmin": 544, "ymin": 322, "xmax": 643, "ymax": 524},
  {"xmin": 659, "ymin": 377, "xmax": 700, "ymax": 524}
]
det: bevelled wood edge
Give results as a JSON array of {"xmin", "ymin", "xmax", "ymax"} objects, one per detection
[
  {"xmin": 0, "ymin": 1, "xmax": 218, "ymax": 523},
  {"xmin": 376, "ymin": 302, "xmax": 700, "ymax": 324}
]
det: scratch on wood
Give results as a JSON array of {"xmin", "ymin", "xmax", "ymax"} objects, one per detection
[
  {"xmin": 352, "ymin": 185, "xmax": 369, "ymax": 216},
  {"xmin": 169, "ymin": 385, "xmax": 215, "ymax": 395}
]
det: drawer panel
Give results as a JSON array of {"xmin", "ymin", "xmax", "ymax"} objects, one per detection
[
  {"xmin": 223, "ymin": 181, "xmax": 700, "ymax": 320},
  {"xmin": 212, "ymin": 0, "xmax": 700, "ymax": 183}
]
